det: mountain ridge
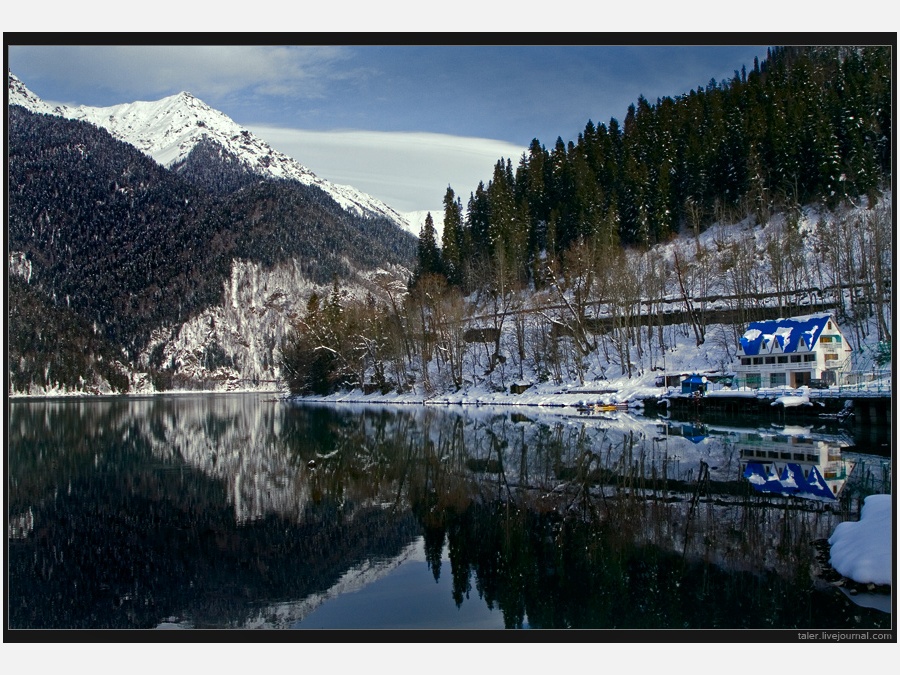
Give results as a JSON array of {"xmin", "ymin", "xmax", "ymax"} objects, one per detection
[
  {"xmin": 7, "ymin": 77, "xmax": 418, "ymax": 395},
  {"xmin": 7, "ymin": 72, "xmax": 414, "ymax": 230}
]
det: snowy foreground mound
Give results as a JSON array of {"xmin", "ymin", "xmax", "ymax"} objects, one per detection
[{"xmin": 829, "ymin": 495, "xmax": 893, "ymax": 586}]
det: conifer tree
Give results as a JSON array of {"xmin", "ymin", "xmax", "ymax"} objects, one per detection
[
  {"xmin": 440, "ymin": 186, "xmax": 465, "ymax": 286},
  {"xmin": 451, "ymin": 46, "xmax": 890, "ymax": 279},
  {"xmin": 467, "ymin": 182, "xmax": 491, "ymax": 263},
  {"xmin": 413, "ymin": 212, "xmax": 443, "ymax": 285}
]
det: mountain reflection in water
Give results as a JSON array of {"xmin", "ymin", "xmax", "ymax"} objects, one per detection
[{"xmin": 7, "ymin": 394, "xmax": 890, "ymax": 631}]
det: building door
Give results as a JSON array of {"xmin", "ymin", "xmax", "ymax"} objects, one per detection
[{"xmin": 792, "ymin": 371, "xmax": 811, "ymax": 388}]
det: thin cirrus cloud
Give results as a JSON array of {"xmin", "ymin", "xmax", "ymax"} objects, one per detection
[
  {"xmin": 247, "ymin": 125, "xmax": 527, "ymax": 215},
  {"xmin": 9, "ymin": 45, "xmax": 356, "ymax": 105}
]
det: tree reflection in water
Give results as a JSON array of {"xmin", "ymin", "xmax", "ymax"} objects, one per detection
[{"xmin": 8, "ymin": 396, "xmax": 890, "ymax": 630}]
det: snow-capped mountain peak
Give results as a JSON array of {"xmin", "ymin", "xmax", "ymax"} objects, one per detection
[
  {"xmin": 7, "ymin": 71, "xmax": 412, "ymax": 229},
  {"xmin": 8, "ymin": 71, "xmax": 68, "ymax": 117},
  {"xmin": 67, "ymin": 89, "xmax": 266, "ymax": 169}
]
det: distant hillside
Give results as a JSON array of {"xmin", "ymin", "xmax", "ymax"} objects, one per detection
[
  {"xmin": 8, "ymin": 105, "xmax": 226, "ymax": 350},
  {"xmin": 7, "ymin": 277, "xmax": 131, "ymax": 394},
  {"xmin": 7, "ymin": 104, "xmax": 416, "ymax": 394},
  {"xmin": 170, "ymin": 137, "xmax": 261, "ymax": 197}
]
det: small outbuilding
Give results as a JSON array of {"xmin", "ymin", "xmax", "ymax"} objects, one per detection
[{"xmin": 681, "ymin": 374, "xmax": 707, "ymax": 395}]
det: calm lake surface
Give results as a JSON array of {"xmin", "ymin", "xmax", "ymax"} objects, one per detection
[{"xmin": 7, "ymin": 393, "xmax": 892, "ymax": 632}]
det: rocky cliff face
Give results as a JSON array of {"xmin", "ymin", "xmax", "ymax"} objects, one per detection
[
  {"xmin": 138, "ymin": 258, "xmax": 408, "ymax": 392},
  {"xmin": 140, "ymin": 259, "xmax": 320, "ymax": 390}
]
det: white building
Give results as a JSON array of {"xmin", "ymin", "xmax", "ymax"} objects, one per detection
[{"xmin": 734, "ymin": 313, "xmax": 852, "ymax": 388}]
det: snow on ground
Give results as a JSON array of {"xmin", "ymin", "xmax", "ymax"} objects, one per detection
[
  {"xmin": 773, "ymin": 392, "xmax": 811, "ymax": 407},
  {"xmin": 829, "ymin": 494, "xmax": 893, "ymax": 587},
  {"xmin": 294, "ymin": 312, "xmax": 891, "ymax": 411}
]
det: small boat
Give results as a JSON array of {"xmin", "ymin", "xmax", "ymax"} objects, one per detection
[{"xmin": 577, "ymin": 402, "xmax": 629, "ymax": 415}]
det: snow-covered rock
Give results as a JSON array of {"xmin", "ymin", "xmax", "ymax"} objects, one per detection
[
  {"xmin": 829, "ymin": 494, "xmax": 893, "ymax": 586},
  {"xmin": 138, "ymin": 258, "xmax": 410, "ymax": 390},
  {"xmin": 141, "ymin": 258, "xmax": 324, "ymax": 388},
  {"xmin": 7, "ymin": 72, "xmax": 68, "ymax": 116}
]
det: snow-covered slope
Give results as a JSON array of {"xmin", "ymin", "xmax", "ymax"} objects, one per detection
[
  {"xmin": 7, "ymin": 72, "xmax": 68, "ymax": 117},
  {"xmin": 400, "ymin": 209, "xmax": 443, "ymax": 241},
  {"xmin": 7, "ymin": 72, "xmax": 412, "ymax": 230}
]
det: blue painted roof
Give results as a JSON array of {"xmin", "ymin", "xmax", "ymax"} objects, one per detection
[
  {"xmin": 739, "ymin": 314, "xmax": 832, "ymax": 356},
  {"xmin": 742, "ymin": 462, "xmax": 836, "ymax": 501},
  {"xmin": 804, "ymin": 465, "xmax": 837, "ymax": 500},
  {"xmin": 744, "ymin": 462, "xmax": 786, "ymax": 493}
]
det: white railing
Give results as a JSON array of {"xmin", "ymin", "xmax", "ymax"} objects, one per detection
[{"xmin": 727, "ymin": 370, "xmax": 891, "ymax": 396}]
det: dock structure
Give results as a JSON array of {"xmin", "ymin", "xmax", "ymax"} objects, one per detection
[{"xmin": 649, "ymin": 389, "xmax": 891, "ymax": 427}]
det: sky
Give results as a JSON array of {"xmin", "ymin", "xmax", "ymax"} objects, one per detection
[{"xmin": 7, "ymin": 41, "xmax": 773, "ymax": 215}]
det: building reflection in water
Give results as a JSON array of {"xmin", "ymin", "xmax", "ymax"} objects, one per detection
[{"xmin": 662, "ymin": 421, "xmax": 857, "ymax": 501}]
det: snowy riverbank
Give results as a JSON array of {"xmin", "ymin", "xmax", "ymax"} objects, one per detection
[
  {"xmin": 830, "ymin": 495, "xmax": 894, "ymax": 586},
  {"xmin": 828, "ymin": 495, "xmax": 894, "ymax": 612}
]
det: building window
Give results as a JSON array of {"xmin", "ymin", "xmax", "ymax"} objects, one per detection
[
  {"xmin": 770, "ymin": 372, "xmax": 787, "ymax": 387},
  {"xmin": 741, "ymin": 358, "xmax": 751, "ymax": 366},
  {"xmin": 821, "ymin": 336, "xmax": 832, "ymax": 343},
  {"xmin": 777, "ymin": 356, "xmax": 788, "ymax": 364},
  {"xmin": 804, "ymin": 354, "xmax": 816, "ymax": 362},
  {"xmin": 752, "ymin": 357, "xmax": 762, "ymax": 365},
  {"xmin": 790, "ymin": 355, "xmax": 801, "ymax": 363},
  {"xmin": 765, "ymin": 356, "xmax": 775, "ymax": 364},
  {"xmin": 824, "ymin": 353, "xmax": 838, "ymax": 362},
  {"xmin": 746, "ymin": 373, "xmax": 761, "ymax": 389}
]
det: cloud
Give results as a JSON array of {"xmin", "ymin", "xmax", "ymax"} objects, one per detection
[
  {"xmin": 9, "ymin": 45, "xmax": 357, "ymax": 104},
  {"xmin": 10, "ymin": 44, "xmax": 770, "ymax": 150},
  {"xmin": 247, "ymin": 126, "xmax": 527, "ymax": 214}
]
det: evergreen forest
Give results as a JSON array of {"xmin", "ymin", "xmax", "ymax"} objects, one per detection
[
  {"xmin": 428, "ymin": 46, "xmax": 891, "ymax": 289},
  {"xmin": 281, "ymin": 45, "xmax": 892, "ymax": 396}
]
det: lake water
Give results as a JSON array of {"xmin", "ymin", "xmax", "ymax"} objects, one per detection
[{"xmin": 7, "ymin": 393, "xmax": 892, "ymax": 632}]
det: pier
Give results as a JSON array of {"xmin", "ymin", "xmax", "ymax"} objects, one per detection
[{"xmin": 646, "ymin": 389, "xmax": 892, "ymax": 428}]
